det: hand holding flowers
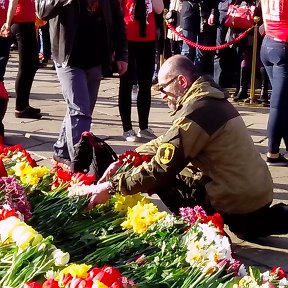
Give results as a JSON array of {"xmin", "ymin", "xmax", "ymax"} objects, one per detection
[
  {"xmin": 86, "ymin": 150, "xmax": 151, "ymax": 210},
  {"xmin": 87, "ymin": 181, "xmax": 112, "ymax": 209},
  {"xmin": 97, "ymin": 160, "xmax": 123, "ymax": 184}
]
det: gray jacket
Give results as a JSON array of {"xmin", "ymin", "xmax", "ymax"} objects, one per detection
[{"xmin": 36, "ymin": 0, "xmax": 128, "ymax": 68}]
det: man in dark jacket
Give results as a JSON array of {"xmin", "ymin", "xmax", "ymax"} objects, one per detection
[
  {"xmin": 36, "ymin": 0, "xmax": 128, "ymax": 167},
  {"xmin": 180, "ymin": 0, "xmax": 218, "ymax": 74},
  {"xmin": 87, "ymin": 55, "xmax": 288, "ymax": 240}
]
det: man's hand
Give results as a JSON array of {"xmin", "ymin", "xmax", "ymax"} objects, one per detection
[
  {"xmin": 87, "ymin": 182, "xmax": 111, "ymax": 210},
  {"xmin": 116, "ymin": 61, "xmax": 128, "ymax": 76},
  {"xmin": 97, "ymin": 160, "xmax": 122, "ymax": 184}
]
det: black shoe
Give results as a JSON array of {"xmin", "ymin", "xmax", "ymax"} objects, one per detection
[
  {"xmin": 15, "ymin": 106, "xmax": 42, "ymax": 119},
  {"xmin": 233, "ymin": 91, "xmax": 249, "ymax": 102},
  {"xmin": 266, "ymin": 154, "xmax": 288, "ymax": 166}
]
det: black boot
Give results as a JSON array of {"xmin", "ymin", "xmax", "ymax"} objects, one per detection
[
  {"xmin": 258, "ymin": 67, "xmax": 270, "ymax": 106},
  {"xmin": 233, "ymin": 67, "xmax": 250, "ymax": 102},
  {"xmin": 0, "ymin": 97, "xmax": 8, "ymax": 146}
]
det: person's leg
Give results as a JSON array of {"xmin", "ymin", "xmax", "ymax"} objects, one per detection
[
  {"xmin": 170, "ymin": 40, "xmax": 180, "ymax": 56},
  {"xmin": 232, "ymin": 66, "xmax": 251, "ymax": 102},
  {"xmin": 54, "ymin": 65, "xmax": 101, "ymax": 162},
  {"xmin": 11, "ymin": 23, "xmax": 39, "ymax": 114},
  {"xmin": 258, "ymin": 66, "xmax": 270, "ymax": 104},
  {"xmin": 214, "ymin": 12, "xmax": 234, "ymax": 87},
  {"xmin": 40, "ymin": 23, "xmax": 51, "ymax": 63},
  {"xmin": 86, "ymin": 66, "xmax": 102, "ymax": 115},
  {"xmin": 181, "ymin": 29, "xmax": 197, "ymax": 63},
  {"xmin": 0, "ymin": 37, "xmax": 11, "ymax": 145},
  {"xmin": 261, "ymin": 37, "xmax": 288, "ymax": 160},
  {"xmin": 224, "ymin": 202, "xmax": 288, "ymax": 239},
  {"xmin": 135, "ymin": 41, "xmax": 155, "ymax": 132},
  {"xmin": 155, "ymin": 174, "xmax": 213, "ymax": 215},
  {"xmin": 118, "ymin": 42, "xmax": 135, "ymax": 133},
  {"xmin": 195, "ymin": 29, "xmax": 215, "ymax": 75}
]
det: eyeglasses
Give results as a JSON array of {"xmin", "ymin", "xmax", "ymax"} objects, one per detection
[{"xmin": 155, "ymin": 75, "xmax": 178, "ymax": 93}]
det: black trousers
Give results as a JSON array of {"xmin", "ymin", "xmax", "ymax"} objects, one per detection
[
  {"xmin": 11, "ymin": 22, "xmax": 39, "ymax": 111},
  {"xmin": 118, "ymin": 41, "xmax": 155, "ymax": 132},
  {"xmin": 155, "ymin": 174, "xmax": 288, "ymax": 240},
  {"xmin": 223, "ymin": 202, "xmax": 288, "ymax": 239}
]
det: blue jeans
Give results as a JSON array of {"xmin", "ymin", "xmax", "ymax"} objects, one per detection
[
  {"xmin": 260, "ymin": 36, "xmax": 288, "ymax": 153},
  {"xmin": 54, "ymin": 65, "xmax": 102, "ymax": 161}
]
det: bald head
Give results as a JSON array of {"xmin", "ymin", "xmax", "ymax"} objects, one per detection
[{"xmin": 158, "ymin": 55, "xmax": 199, "ymax": 85}]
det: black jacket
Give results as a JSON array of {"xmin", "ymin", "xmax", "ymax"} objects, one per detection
[
  {"xmin": 180, "ymin": 0, "xmax": 219, "ymax": 31},
  {"xmin": 36, "ymin": 0, "xmax": 128, "ymax": 68}
]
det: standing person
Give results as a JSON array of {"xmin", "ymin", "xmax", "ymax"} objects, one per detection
[
  {"xmin": 166, "ymin": 0, "xmax": 183, "ymax": 56},
  {"xmin": 213, "ymin": 0, "xmax": 235, "ymax": 88},
  {"xmin": 36, "ymin": 0, "xmax": 128, "ymax": 167},
  {"xmin": 180, "ymin": 0, "xmax": 217, "ymax": 75},
  {"xmin": 0, "ymin": 0, "xmax": 11, "ymax": 146},
  {"xmin": 119, "ymin": 0, "xmax": 164, "ymax": 142},
  {"xmin": 88, "ymin": 55, "xmax": 288, "ymax": 241},
  {"xmin": 38, "ymin": 21, "xmax": 51, "ymax": 66},
  {"xmin": 1, "ymin": 0, "xmax": 41, "ymax": 119},
  {"xmin": 260, "ymin": 0, "xmax": 288, "ymax": 166}
]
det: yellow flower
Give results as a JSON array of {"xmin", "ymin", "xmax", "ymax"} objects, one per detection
[
  {"xmin": 59, "ymin": 263, "xmax": 92, "ymax": 278},
  {"xmin": 113, "ymin": 193, "xmax": 150, "ymax": 214},
  {"xmin": 16, "ymin": 231, "xmax": 35, "ymax": 251},
  {"xmin": 21, "ymin": 173, "xmax": 39, "ymax": 186},
  {"xmin": 92, "ymin": 280, "xmax": 109, "ymax": 288},
  {"xmin": 33, "ymin": 166, "xmax": 50, "ymax": 178},
  {"xmin": 121, "ymin": 202, "xmax": 167, "ymax": 234},
  {"xmin": 32, "ymin": 233, "xmax": 43, "ymax": 246}
]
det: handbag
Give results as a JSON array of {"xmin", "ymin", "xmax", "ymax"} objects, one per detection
[
  {"xmin": 224, "ymin": 4, "xmax": 256, "ymax": 29},
  {"xmin": 71, "ymin": 131, "xmax": 118, "ymax": 177}
]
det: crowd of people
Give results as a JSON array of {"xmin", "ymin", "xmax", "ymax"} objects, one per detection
[{"xmin": 0, "ymin": 0, "xmax": 288, "ymax": 238}]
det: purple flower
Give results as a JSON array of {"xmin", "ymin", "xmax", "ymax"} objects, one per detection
[
  {"xmin": 0, "ymin": 177, "xmax": 32, "ymax": 220},
  {"xmin": 179, "ymin": 206, "xmax": 207, "ymax": 226}
]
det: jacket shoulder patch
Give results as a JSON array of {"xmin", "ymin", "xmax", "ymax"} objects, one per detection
[{"xmin": 156, "ymin": 143, "xmax": 175, "ymax": 165}]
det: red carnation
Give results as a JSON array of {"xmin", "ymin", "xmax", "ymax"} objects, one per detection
[{"xmin": 271, "ymin": 266, "xmax": 287, "ymax": 279}]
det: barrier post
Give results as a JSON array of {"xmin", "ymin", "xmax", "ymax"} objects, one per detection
[
  {"xmin": 249, "ymin": 16, "xmax": 261, "ymax": 104},
  {"xmin": 161, "ymin": 9, "xmax": 169, "ymax": 67}
]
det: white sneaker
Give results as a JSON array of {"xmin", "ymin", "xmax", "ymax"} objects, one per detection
[
  {"xmin": 123, "ymin": 129, "xmax": 137, "ymax": 142},
  {"xmin": 131, "ymin": 85, "xmax": 138, "ymax": 101},
  {"xmin": 137, "ymin": 128, "xmax": 157, "ymax": 140}
]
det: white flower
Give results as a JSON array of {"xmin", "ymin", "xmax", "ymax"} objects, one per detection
[
  {"xmin": 0, "ymin": 216, "xmax": 21, "ymax": 242},
  {"xmin": 279, "ymin": 277, "xmax": 288, "ymax": 287},
  {"xmin": 46, "ymin": 269, "xmax": 60, "ymax": 280},
  {"xmin": 52, "ymin": 249, "xmax": 70, "ymax": 266},
  {"xmin": 11, "ymin": 225, "xmax": 35, "ymax": 242},
  {"xmin": 262, "ymin": 271, "xmax": 270, "ymax": 282},
  {"xmin": 238, "ymin": 264, "xmax": 248, "ymax": 277},
  {"xmin": 68, "ymin": 183, "xmax": 93, "ymax": 197}
]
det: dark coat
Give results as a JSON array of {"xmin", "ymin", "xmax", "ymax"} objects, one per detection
[{"xmin": 36, "ymin": 0, "xmax": 128, "ymax": 68}]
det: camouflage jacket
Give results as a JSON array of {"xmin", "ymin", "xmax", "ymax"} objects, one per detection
[{"xmin": 114, "ymin": 76, "xmax": 273, "ymax": 215}]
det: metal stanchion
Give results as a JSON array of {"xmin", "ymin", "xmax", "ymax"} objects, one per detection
[
  {"xmin": 160, "ymin": 9, "xmax": 169, "ymax": 67},
  {"xmin": 249, "ymin": 16, "xmax": 261, "ymax": 104}
]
